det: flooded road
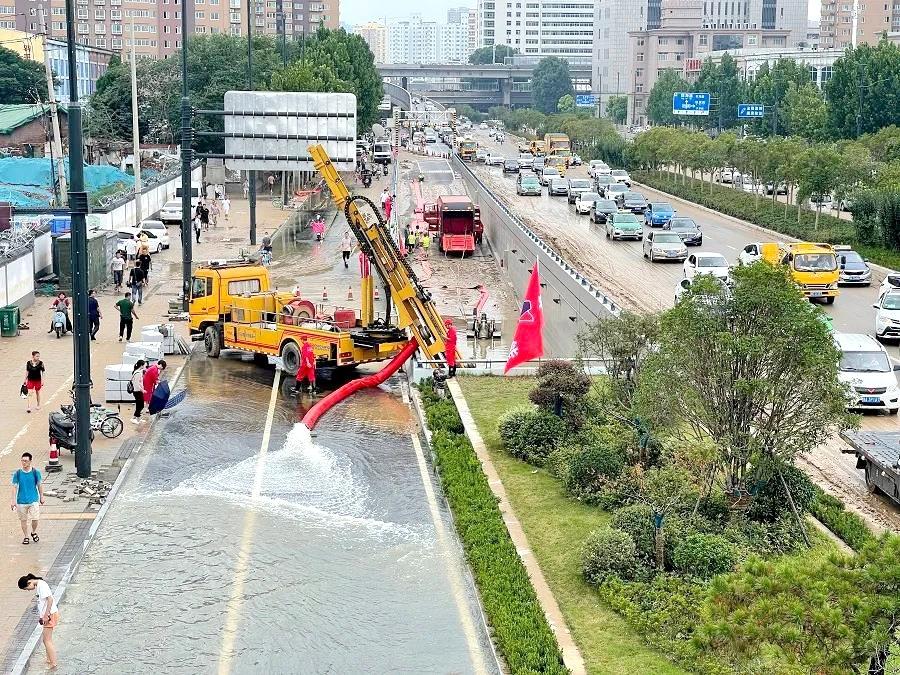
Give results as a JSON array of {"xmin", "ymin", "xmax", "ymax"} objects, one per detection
[{"xmin": 32, "ymin": 353, "xmax": 497, "ymax": 674}]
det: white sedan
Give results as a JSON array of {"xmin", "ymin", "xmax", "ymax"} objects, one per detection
[
  {"xmin": 683, "ymin": 252, "xmax": 730, "ymax": 282},
  {"xmin": 874, "ymin": 290, "xmax": 900, "ymax": 341},
  {"xmin": 574, "ymin": 192, "xmax": 600, "ymax": 215},
  {"xmin": 485, "ymin": 154, "xmax": 505, "ymax": 167},
  {"xmin": 117, "ymin": 226, "xmax": 168, "ymax": 253},
  {"xmin": 158, "ymin": 200, "xmax": 182, "ymax": 225}
]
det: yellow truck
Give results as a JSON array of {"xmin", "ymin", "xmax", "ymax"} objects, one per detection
[
  {"xmin": 777, "ymin": 242, "xmax": 840, "ymax": 304},
  {"xmin": 544, "ymin": 133, "xmax": 572, "ymax": 164},
  {"xmin": 456, "ymin": 135, "xmax": 477, "ymax": 161},
  {"xmin": 530, "ymin": 140, "xmax": 546, "ymax": 156}
]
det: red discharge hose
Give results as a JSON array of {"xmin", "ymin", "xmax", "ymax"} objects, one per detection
[{"xmin": 302, "ymin": 339, "xmax": 420, "ymax": 431}]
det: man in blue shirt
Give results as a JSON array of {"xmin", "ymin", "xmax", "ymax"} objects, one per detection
[
  {"xmin": 10, "ymin": 452, "xmax": 44, "ymax": 545},
  {"xmin": 88, "ymin": 289, "xmax": 102, "ymax": 341}
]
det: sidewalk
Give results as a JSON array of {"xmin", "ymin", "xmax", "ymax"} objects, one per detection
[{"xmin": 0, "ymin": 195, "xmax": 291, "ymax": 668}]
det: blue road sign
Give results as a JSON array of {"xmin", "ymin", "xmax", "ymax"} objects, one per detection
[
  {"xmin": 575, "ymin": 94, "xmax": 599, "ymax": 107},
  {"xmin": 738, "ymin": 103, "xmax": 766, "ymax": 118},
  {"xmin": 672, "ymin": 92, "xmax": 711, "ymax": 116}
]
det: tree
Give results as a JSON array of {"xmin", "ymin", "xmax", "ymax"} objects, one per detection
[
  {"xmin": 606, "ymin": 95, "xmax": 627, "ymax": 125},
  {"xmin": 271, "ymin": 61, "xmax": 352, "ymax": 93},
  {"xmin": 531, "ymin": 57, "xmax": 573, "ymax": 114},
  {"xmin": 468, "ymin": 44, "xmax": 518, "ymax": 65},
  {"xmin": 747, "ymin": 58, "xmax": 813, "ymax": 136},
  {"xmin": 693, "ymin": 54, "xmax": 747, "ymax": 131},
  {"xmin": 646, "ymin": 69, "xmax": 690, "ymax": 127},
  {"xmin": 826, "ymin": 41, "xmax": 900, "ymax": 138},
  {"xmin": 84, "ymin": 56, "xmax": 135, "ymax": 144},
  {"xmin": 0, "ymin": 46, "xmax": 48, "ymax": 104},
  {"xmin": 557, "ymin": 94, "xmax": 575, "ymax": 114},
  {"xmin": 637, "ymin": 264, "xmax": 855, "ymax": 505},
  {"xmin": 781, "ymin": 82, "xmax": 827, "ymax": 141},
  {"xmin": 795, "ymin": 143, "xmax": 843, "ymax": 228}
]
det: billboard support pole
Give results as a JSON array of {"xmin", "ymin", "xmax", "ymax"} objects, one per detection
[{"xmin": 247, "ymin": 0, "xmax": 257, "ymax": 246}]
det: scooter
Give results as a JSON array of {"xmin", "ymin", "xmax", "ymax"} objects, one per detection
[
  {"xmin": 49, "ymin": 410, "xmax": 77, "ymax": 452},
  {"xmin": 382, "ymin": 163, "xmax": 389, "ymax": 177},
  {"xmin": 360, "ymin": 169, "xmax": 372, "ymax": 188},
  {"xmin": 51, "ymin": 309, "xmax": 67, "ymax": 338}
]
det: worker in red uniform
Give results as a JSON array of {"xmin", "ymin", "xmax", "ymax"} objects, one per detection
[
  {"xmin": 293, "ymin": 336, "xmax": 317, "ymax": 394},
  {"xmin": 444, "ymin": 318, "xmax": 458, "ymax": 378}
]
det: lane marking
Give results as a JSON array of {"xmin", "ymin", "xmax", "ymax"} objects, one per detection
[
  {"xmin": 217, "ymin": 369, "xmax": 281, "ymax": 675},
  {"xmin": 0, "ymin": 376, "xmax": 74, "ymax": 458},
  {"xmin": 410, "ymin": 432, "xmax": 489, "ymax": 675}
]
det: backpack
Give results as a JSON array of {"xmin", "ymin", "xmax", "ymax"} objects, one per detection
[{"xmin": 127, "ymin": 380, "xmax": 135, "ymax": 394}]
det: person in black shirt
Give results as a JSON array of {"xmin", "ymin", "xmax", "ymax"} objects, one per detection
[
  {"xmin": 137, "ymin": 250, "xmax": 152, "ymax": 283},
  {"xmin": 87, "ymin": 289, "xmax": 102, "ymax": 340},
  {"xmin": 128, "ymin": 263, "xmax": 146, "ymax": 305},
  {"xmin": 25, "ymin": 351, "xmax": 45, "ymax": 412}
]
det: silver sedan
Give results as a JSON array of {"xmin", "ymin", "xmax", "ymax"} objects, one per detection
[{"xmin": 643, "ymin": 231, "xmax": 688, "ymax": 263}]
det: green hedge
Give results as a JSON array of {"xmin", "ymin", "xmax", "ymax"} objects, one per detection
[
  {"xmin": 419, "ymin": 384, "xmax": 569, "ymax": 674},
  {"xmin": 809, "ymin": 487, "xmax": 876, "ymax": 552},
  {"xmin": 632, "ymin": 170, "xmax": 900, "ymax": 270}
]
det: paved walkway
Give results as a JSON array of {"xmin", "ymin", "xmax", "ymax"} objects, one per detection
[{"xmin": 0, "ymin": 195, "xmax": 292, "ymax": 668}]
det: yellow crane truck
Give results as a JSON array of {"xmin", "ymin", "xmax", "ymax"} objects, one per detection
[{"xmin": 189, "ymin": 144, "xmax": 451, "ymax": 376}]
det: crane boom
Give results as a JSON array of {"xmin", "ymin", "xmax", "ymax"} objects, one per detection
[{"xmin": 308, "ymin": 143, "xmax": 449, "ymax": 363}]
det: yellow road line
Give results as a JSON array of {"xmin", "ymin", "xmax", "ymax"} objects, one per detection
[
  {"xmin": 217, "ymin": 369, "xmax": 281, "ymax": 675},
  {"xmin": 410, "ymin": 432, "xmax": 489, "ymax": 675}
]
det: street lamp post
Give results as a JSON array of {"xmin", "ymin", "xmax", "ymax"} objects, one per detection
[
  {"xmin": 247, "ymin": 0, "xmax": 257, "ymax": 246},
  {"xmin": 63, "ymin": 0, "xmax": 92, "ymax": 477},
  {"xmin": 179, "ymin": 0, "xmax": 193, "ymax": 310}
]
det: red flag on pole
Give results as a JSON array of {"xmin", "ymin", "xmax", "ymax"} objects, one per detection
[{"xmin": 505, "ymin": 262, "xmax": 544, "ymax": 373}]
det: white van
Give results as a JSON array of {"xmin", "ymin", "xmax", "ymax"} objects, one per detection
[
  {"xmin": 834, "ymin": 332, "xmax": 900, "ymax": 414},
  {"xmin": 372, "ymin": 141, "xmax": 392, "ymax": 164},
  {"xmin": 175, "ymin": 185, "xmax": 202, "ymax": 207}
]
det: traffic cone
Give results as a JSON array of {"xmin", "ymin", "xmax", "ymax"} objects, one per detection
[
  {"xmin": 322, "ymin": 287, "xmax": 328, "ymax": 302},
  {"xmin": 347, "ymin": 285, "xmax": 354, "ymax": 301},
  {"xmin": 45, "ymin": 443, "xmax": 62, "ymax": 473}
]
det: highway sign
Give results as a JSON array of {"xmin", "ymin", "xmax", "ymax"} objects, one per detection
[
  {"xmin": 575, "ymin": 94, "xmax": 600, "ymax": 107},
  {"xmin": 672, "ymin": 92, "xmax": 711, "ymax": 116},
  {"xmin": 738, "ymin": 103, "xmax": 765, "ymax": 119},
  {"xmin": 223, "ymin": 91, "xmax": 357, "ymax": 172}
]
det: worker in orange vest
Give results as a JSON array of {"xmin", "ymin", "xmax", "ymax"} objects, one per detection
[
  {"xmin": 444, "ymin": 318, "xmax": 458, "ymax": 378},
  {"xmin": 292, "ymin": 336, "xmax": 317, "ymax": 394}
]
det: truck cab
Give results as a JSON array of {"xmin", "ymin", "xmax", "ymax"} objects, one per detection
[
  {"xmin": 189, "ymin": 261, "xmax": 270, "ymax": 337},
  {"xmin": 778, "ymin": 242, "xmax": 840, "ymax": 303}
]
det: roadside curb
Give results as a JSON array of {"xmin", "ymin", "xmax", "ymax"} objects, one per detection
[
  {"xmin": 632, "ymin": 179, "xmax": 895, "ymax": 280},
  {"xmin": 443, "ymin": 378, "xmax": 587, "ymax": 675},
  {"xmin": 11, "ymin": 354, "xmax": 194, "ymax": 675}
]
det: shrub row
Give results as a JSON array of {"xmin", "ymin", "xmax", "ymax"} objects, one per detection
[
  {"xmin": 418, "ymin": 384, "xmax": 569, "ymax": 675},
  {"xmin": 632, "ymin": 170, "xmax": 900, "ymax": 270},
  {"xmin": 808, "ymin": 487, "xmax": 876, "ymax": 552}
]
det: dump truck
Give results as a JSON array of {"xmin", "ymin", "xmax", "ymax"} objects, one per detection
[
  {"xmin": 777, "ymin": 242, "xmax": 840, "ymax": 304},
  {"xmin": 544, "ymin": 133, "xmax": 571, "ymax": 158},
  {"xmin": 422, "ymin": 195, "xmax": 484, "ymax": 254},
  {"xmin": 191, "ymin": 144, "xmax": 453, "ymax": 377},
  {"xmin": 456, "ymin": 136, "xmax": 477, "ymax": 161}
]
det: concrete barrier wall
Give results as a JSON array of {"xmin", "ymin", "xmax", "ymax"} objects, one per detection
[
  {"xmin": 383, "ymin": 81, "xmax": 411, "ymax": 111},
  {"xmin": 0, "ymin": 246, "xmax": 36, "ymax": 309},
  {"xmin": 452, "ymin": 155, "xmax": 621, "ymax": 357}
]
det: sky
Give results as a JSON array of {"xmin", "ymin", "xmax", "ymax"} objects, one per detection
[{"xmin": 340, "ymin": 0, "xmax": 821, "ymax": 27}]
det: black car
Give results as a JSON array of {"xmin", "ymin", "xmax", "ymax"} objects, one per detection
[
  {"xmin": 664, "ymin": 216, "xmax": 703, "ymax": 246},
  {"xmin": 590, "ymin": 198, "xmax": 618, "ymax": 224},
  {"xmin": 503, "ymin": 159, "xmax": 520, "ymax": 173},
  {"xmin": 837, "ymin": 248, "xmax": 872, "ymax": 285}
]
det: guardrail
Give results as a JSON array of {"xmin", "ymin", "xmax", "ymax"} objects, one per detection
[{"xmin": 450, "ymin": 154, "xmax": 621, "ymax": 356}]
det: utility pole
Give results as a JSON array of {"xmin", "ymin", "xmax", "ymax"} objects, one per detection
[
  {"xmin": 37, "ymin": 5, "xmax": 67, "ymax": 206},
  {"xmin": 247, "ymin": 0, "xmax": 257, "ymax": 246},
  {"xmin": 179, "ymin": 0, "xmax": 193, "ymax": 310},
  {"xmin": 63, "ymin": 0, "xmax": 92, "ymax": 478},
  {"xmin": 130, "ymin": 14, "xmax": 142, "ymax": 227}
]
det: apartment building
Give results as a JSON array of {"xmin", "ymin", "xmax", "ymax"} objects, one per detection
[
  {"xmin": 0, "ymin": 0, "xmax": 338, "ymax": 59},
  {"xmin": 447, "ymin": 6, "xmax": 478, "ymax": 55},
  {"xmin": 385, "ymin": 13, "xmax": 471, "ymax": 64},
  {"xmin": 353, "ymin": 20, "xmax": 386, "ymax": 63},
  {"xmin": 820, "ymin": 1, "xmax": 900, "ymax": 49},
  {"xmin": 477, "ymin": 0, "xmax": 595, "ymax": 60}
]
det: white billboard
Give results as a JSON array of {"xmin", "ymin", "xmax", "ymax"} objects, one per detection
[{"xmin": 223, "ymin": 91, "xmax": 357, "ymax": 172}]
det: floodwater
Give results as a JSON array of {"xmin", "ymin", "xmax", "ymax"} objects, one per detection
[{"xmin": 30, "ymin": 354, "xmax": 498, "ymax": 674}]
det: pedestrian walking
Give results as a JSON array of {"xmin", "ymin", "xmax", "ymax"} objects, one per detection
[
  {"xmin": 421, "ymin": 229, "xmax": 431, "ymax": 253},
  {"xmin": 116, "ymin": 291, "xmax": 139, "ymax": 342},
  {"xmin": 292, "ymin": 337, "xmax": 317, "ymax": 394},
  {"xmin": 194, "ymin": 215, "xmax": 202, "ymax": 244},
  {"xmin": 384, "ymin": 194, "xmax": 393, "ymax": 221},
  {"xmin": 137, "ymin": 249, "xmax": 152, "ymax": 283},
  {"xmin": 268, "ymin": 173, "xmax": 276, "ymax": 194},
  {"xmin": 88, "ymin": 289, "xmax": 101, "ymax": 340},
  {"xmin": 210, "ymin": 200, "xmax": 220, "ymax": 227},
  {"xmin": 129, "ymin": 360, "xmax": 146, "ymax": 423},
  {"xmin": 242, "ymin": 178, "xmax": 249, "ymax": 199},
  {"xmin": 11, "ymin": 452, "xmax": 44, "ymax": 544},
  {"xmin": 380, "ymin": 188, "xmax": 389, "ymax": 213},
  {"xmin": 444, "ymin": 318, "xmax": 458, "ymax": 378},
  {"xmin": 341, "ymin": 231, "xmax": 353, "ymax": 268},
  {"xmin": 128, "ymin": 262, "xmax": 146, "ymax": 305},
  {"xmin": 124, "ymin": 236, "xmax": 137, "ymax": 262},
  {"xmin": 24, "ymin": 351, "xmax": 44, "ymax": 412},
  {"xmin": 406, "ymin": 227, "xmax": 417, "ymax": 251},
  {"xmin": 143, "ymin": 359, "xmax": 166, "ymax": 405},
  {"xmin": 222, "ymin": 196, "xmax": 231, "ymax": 220},
  {"xmin": 17, "ymin": 573, "xmax": 59, "ymax": 669},
  {"xmin": 200, "ymin": 201, "xmax": 210, "ymax": 231},
  {"xmin": 111, "ymin": 252, "xmax": 125, "ymax": 291}
]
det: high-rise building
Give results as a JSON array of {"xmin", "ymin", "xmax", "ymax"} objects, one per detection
[
  {"xmin": 386, "ymin": 13, "xmax": 471, "ymax": 64},
  {"xmin": 0, "ymin": 0, "xmax": 339, "ymax": 60},
  {"xmin": 447, "ymin": 5, "xmax": 478, "ymax": 55},
  {"xmin": 353, "ymin": 21, "xmax": 386, "ymax": 63},
  {"xmin": 820, "ymin": 0, "xmax": 900, "ymax": 49},
  {"xmin": 477, "ymin": 0, "xmax": 594, "ymax": 60}
]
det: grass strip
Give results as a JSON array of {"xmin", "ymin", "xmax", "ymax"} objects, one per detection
[
  {"xmin": 809, "ymin": 486, "xmax": 877, "ymax": 552},
  {"xmin": 418, "ymin": 384, "xmax": 569, "ymax": 675}
]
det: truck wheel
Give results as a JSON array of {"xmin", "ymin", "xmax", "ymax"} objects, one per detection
[
  {"xmin": 280, "ymin": 341, "xmax": 300, "ymax": 376},
  {"xmin": 205, "ymin": 326, "xmax": 221, "ymax": 358},
  {"xmin": 865, "ymin": 465, "xmax": 879, "ymax": 494},
  {"xmin": 824, "ymin": 296, "xmax": 835, "ymax": 305}
]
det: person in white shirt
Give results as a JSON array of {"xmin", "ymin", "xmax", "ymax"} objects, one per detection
[
  {"xmin": 18, "ymin": 573, "xmax": 59, "ymax": 668},
  {"xmin": 110, "ymin": 252, "xmax": 125, "ymax": 291},
  {"xmin": 124, "ymin": 237, "xmax": 137, "ymax": 262},
  {"xmin": 380, "ymin": 188, "xmax": 389, "ymax": 211},
  {"xmin": 222, "ymin": 196, "xmax": 231, "ymax": 219}
]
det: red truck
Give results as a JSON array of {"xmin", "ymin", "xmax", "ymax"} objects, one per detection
[{"xmin": 422, "ymin": 196, "xmax": 484, "ymax": 255}]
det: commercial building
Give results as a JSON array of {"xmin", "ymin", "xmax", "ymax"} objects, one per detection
[
  {"xmin": 385, "ymin": 13, "xmax": 471, "ymax": 64},
  {"xmin": 476, "ymin": 0, "xmax": 595, "ymax": 60},
  {"xmin": 0, "ymin": 0, "xmax": 339, "ymax": 60},
  {"xmin": 820, "ymin": 0, "xmax": 900, "ymax": 49},
  {"xmin": 0, "ymin": 29, "xmax": 113, "ymax": 102},
  {"xmin": 353, "ymin": 21, "xmax": 386, "ymax": 63}
]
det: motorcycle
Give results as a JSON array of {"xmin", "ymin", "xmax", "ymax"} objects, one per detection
[
  {"xmin": 50, "ymin": 404, "xmax": 101, "ymax": 453},
  {"xmin": 360, "ymin": 169, "xmax": 372, "ymax": 188},
  {"xmin": 51, "ymin": 308, "xmax": 68, "ymax": 338},
  {"xmin": 382, "ymin": 163, "xmax": 389, "ymax": 177}
]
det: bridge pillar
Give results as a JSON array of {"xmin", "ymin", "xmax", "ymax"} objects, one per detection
[
  {"xmin": 501, "ymin": 79, "xmax": 512, "ymax": 107},
  {"xmin": 401, "ymin": 76, "xmax": 408, "ymax": 91}
]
